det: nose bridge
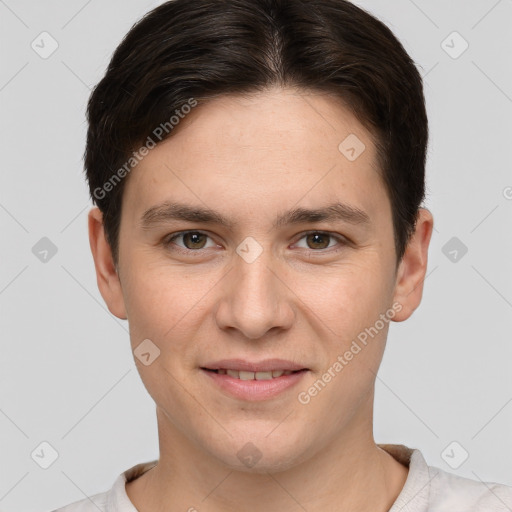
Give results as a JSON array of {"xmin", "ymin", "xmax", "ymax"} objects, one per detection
[
  {"xmin": 238, "ymin": 250, "xmax": 276, "ymax": 304},
  {"xmin": 215, "ymin": 241, "xmax": 294, "ymax": 339}
]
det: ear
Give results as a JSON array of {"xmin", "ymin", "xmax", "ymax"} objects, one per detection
[
  {"xmin": 391, "ymin": 208, "xmax": 434, "ymax": 322},
  {"xmin": 88, "ymin": 207, "xmax": 127, "ymax": 320}
]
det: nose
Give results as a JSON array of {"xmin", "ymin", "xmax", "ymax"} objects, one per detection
[{"xmin": 214, "ymin": 248, "xmax": 295, "ymax": 340}]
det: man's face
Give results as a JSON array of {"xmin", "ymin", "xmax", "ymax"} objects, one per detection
[{"xmin": 108, "ymin": 87, "xmax": 410, "ymax": 471}]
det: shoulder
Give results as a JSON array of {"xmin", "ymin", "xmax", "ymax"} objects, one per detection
[
  {"xmin": 49, "ymin": 460, "xmax": 157, "ymax": 512},
  {"xmin": 380, "ymin": 444, "xmax": 512, "ymax": 512},
  {"xmin": 428, "ymin": 464, "xmax": 512, "ymax": 511}
]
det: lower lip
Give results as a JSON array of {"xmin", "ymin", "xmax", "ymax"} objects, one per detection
[{"xmin": 201, "ymin": 369, "xmax": 308, "ymax": 401}]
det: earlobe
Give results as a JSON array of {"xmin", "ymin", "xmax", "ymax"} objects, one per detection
[
  {"xmin": 88, "ymin": 207, "xmax": 128, "ymax": 320},
  {"xmin": 391, "ymin": 208, "xmax": 434, "ymax": 322}
]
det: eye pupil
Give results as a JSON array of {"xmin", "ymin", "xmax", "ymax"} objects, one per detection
[
  {"xmin": 307, "ymin": 233, "xmax": 330, "ymax": 249},
  {"xmin": 184, "ymin": 232, "xmax": 207, "ymax": 249}
]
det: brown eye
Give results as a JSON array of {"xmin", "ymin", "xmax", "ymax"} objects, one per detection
[
  {"xmin": 182, "ymin": 232, "xmax": 208, "ymax": 249},
  {"xmin": 305, "ymin": 233, "xmax": 331, "ymax": 250},
  {"xmin": 293, "ymin": 231, "xmax": 347, "ymax": 253},
  {"xmin": 164, "ymin": 231, "xmax": 215, "ymax": 251}
]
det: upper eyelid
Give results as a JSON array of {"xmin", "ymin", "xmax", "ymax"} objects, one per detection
[
  {"xmin": 165, "ymin": 230, "xmax": 219, "ymax": 250},
  {"xmin": 293, "ymin": 230, "xmax": 347, "ymax": 244}
]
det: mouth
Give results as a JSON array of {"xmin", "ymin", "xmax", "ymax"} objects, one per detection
[
  {"xmin": 201, "ymin": 368, "xmax": 306, "ymax": 380},
  {"xmin": 199, "ymin": 360, "xmax": 309, "ymax": 401}
]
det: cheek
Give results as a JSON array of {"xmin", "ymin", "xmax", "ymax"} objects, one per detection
[
  {"xmin": 122, "ymin": 247, "xmax": 183, "ymax": 314},
  {"xmin": 122, "ymin": 260, "xmax": 219, "ymax": 365},
  {"xmin": 298, "ymin": 259, "xmax": 393, "ymax": 397},
  {"xmin": 122, "ymin": 263, "xmax": 178, "ymax": 342},
  {"xmin": 302, "ymin": 258, "xmax": 392, "ymax": 337},
  {"xmin": 121, "ymin": 268, "xmax": 205, "ymax": 408}
]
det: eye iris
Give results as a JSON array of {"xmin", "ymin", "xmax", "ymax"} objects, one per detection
[
  {"xmin": 307, "ymin": 233, "xmax": 330, "ymax": 249},
  {"xmin": 184, "ymin": 232, "xmax": 207, "ymax": 249}
]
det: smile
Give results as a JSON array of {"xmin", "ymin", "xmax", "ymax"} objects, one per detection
[
  {"xmin": 203, "ymin": 368, "xmax": 300, "ymax": 380},
  {"xmin": 201, "ymin": 366, "xmax": 309, "ymax": 401}
]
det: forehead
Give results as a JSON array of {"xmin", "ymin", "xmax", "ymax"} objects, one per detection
[{"xmin": 122, "ymin": 87, "xmax": 390, "ymax": 230}]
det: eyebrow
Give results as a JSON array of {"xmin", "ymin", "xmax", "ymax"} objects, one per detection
[{"xmin": 140, "ymin": 200, "xmax": 371, "ymax": 231}]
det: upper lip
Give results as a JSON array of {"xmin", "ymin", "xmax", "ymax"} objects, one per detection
[{"xmin": 201, "ymin": 358, "xmax": 308, "ymax": 372}]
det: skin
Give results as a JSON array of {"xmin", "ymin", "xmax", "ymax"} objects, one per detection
[{"xmin": 89, "ymin": 86, "xmax": 433, "ymax": 512}]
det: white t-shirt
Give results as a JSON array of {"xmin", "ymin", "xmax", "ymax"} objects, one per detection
[{"xmin": 51, "ymin": 444, "xmax": 512, "ymax": 511}]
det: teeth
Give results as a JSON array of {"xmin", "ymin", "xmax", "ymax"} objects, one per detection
[
  {"xmin": 255, "ymin": 371, "xmax": 273, "ymax": 380},
  {"xmin": 215, "ymin": 369, "xmax": 298, "ymax": 380}
]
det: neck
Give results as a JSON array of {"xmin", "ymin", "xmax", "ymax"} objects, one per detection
[{"xmin": 126, "ymin": 400, "xmax": 408, "ymax": 511}]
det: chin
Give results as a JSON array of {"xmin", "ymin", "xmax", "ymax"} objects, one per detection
[{"xmin": 207, "ymin": 429, "xmax": 312, "ymax": 474}]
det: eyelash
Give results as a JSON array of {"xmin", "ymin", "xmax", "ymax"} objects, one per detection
[{"xmin": 162, "ymin": 230, "xmax": 348, "ymax": 255}]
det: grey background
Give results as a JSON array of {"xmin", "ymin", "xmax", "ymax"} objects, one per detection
[{"xmin": 0, "ymin": 0, "xmax": 511, "ymax": 510}]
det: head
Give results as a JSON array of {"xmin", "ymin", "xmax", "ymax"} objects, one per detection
[{"xmin": 87, "ymin": 0, "xmax": 433, "ymax": 472}]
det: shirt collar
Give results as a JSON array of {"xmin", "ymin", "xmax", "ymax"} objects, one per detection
[{"xmin": 379, "ymin": 443, "xmax": 435, "ymax": 512}]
